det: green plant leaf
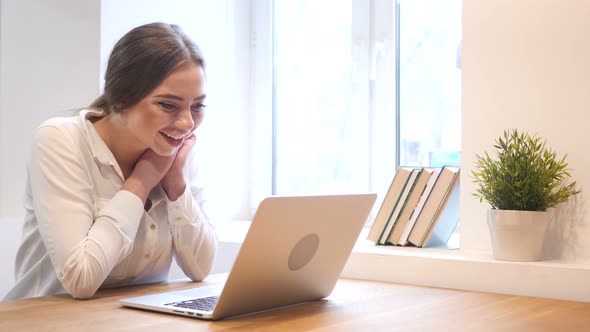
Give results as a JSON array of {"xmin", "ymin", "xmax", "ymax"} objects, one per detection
[{"xmin": 470, "ymin": 129, "xmax": 581, "ymax": 211}]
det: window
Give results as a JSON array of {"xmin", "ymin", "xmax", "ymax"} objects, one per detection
[
  {"xmin": 252, "ymin": 0, "xmax": 461, "ymax": 219},
  {"xmin": 398, "ymin": 0, "xmax": 462, "ymax": 167},
  {"xmin": 274, "ymin": 0, "xmax": 369, "ymax": 195},
  {"xmin": 254, "ymin": 0, "xmax": 397, "ymax": 202}
]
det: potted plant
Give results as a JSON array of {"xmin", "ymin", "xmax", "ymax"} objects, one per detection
[{"xmin": 471, "ymin": 129, "xmax": 581, "ymax": 261}]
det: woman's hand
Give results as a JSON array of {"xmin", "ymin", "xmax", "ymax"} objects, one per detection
[
  {"xmin": 161, "ymin": 134, "xmax": 197, "ymax": 201},
  {"xmin": 122, "ymin": 149, "xmax": 175, "ymax": 202}
]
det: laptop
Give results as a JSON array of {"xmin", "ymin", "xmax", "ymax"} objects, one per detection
[{"xmin": 120, "ymin": 193, "xmax": 376, "ymax": 320}]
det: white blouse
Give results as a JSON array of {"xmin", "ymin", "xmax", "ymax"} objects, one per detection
[{"xmin": 4, "ymin": 109, "xmax": 217, "ymax": 301}]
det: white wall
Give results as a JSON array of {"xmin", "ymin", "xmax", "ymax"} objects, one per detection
[
  {"xmin": 0, "ymin": 0, "xmax": 101, "ymax": 217},
  {"xmin": 461, "ymin": 0, "xmax": 590, "ymax": 262}
]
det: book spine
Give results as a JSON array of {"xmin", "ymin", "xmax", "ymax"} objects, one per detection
[
  {"xmin": 378, "ymin": 169, "xmax": 419, "ymax": 244},
  {"xmin": 398, "ymin": 169, "xmax": 439, "ymax": 245}
]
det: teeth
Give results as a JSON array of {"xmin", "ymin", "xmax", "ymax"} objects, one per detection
[{"xmin": 162, "ymin": 132, "xmax": 183, "ymax": 140}]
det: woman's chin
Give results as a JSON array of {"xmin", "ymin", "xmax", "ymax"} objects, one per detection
[{"xmin": 151, "ymin": 145, "xmax": 178, "ymax": 157}]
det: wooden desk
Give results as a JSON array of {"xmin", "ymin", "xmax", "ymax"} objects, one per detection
[{"xmin": 1, "ymin": 274, "xmax": 589, "ymax": 332}]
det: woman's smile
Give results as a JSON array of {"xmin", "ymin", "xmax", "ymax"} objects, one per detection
[{"xmin": 159, "ymin": 131, "xmax": 187, "ymax": 147}]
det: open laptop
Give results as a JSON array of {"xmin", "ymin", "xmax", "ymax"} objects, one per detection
[{"xmin": 120, "ymin": 193, "xmax": 376, "ymax": 320}]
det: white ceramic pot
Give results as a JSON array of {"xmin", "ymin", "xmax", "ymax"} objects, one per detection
[{"xmin": 487, "ymin": 209, "xmax": 550, "ymax": 262}]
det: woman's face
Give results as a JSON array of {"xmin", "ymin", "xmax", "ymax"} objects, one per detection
[{"xmin": 122, "ymin": 63, "xmax": 206, "ymax": 156}]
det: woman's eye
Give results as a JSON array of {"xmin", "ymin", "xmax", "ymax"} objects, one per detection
[
  {"xmin": 159, "ymin": 102, "xmax": 176, "ymax": 111},
  {"xmin": 191, "ymin": 104, "xmax": 207, "ymax": 113}
]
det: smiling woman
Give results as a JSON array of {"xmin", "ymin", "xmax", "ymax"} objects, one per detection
[
  {"xmin": 3, "ymin": 22, "xmax": 218, "ymax": 301},
  {"xmin": 93, "ymin": 63, "xmax": 207, "ymax": 177}
]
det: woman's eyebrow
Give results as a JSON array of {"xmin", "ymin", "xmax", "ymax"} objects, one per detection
[
  {"xmin": 154, "ymin": 94, "xmax": 207, "ymax": 101},
  {"xmin": 154, "ymin": 93, "xmax": 183, "ymax": 101}
]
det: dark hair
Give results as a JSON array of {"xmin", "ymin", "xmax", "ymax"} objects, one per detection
[{"xmin": 90, "ymin": 22, "xmax": 205, "ymax": 113}]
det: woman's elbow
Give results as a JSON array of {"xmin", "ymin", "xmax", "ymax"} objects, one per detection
[
  {"xmin": 189, "ymin": 270, "xmax": 208, "ymax": 282},
  {"xmin": 188, "ymin": 257, "xmax": 215, "ymax": 282},
  {"xmin": 188, "ymin": 253, "xmax": 216, "ymax": 282},
  {"xmin": 65, "ymin": 286, "xmax": 97, "ymax": 300},
  {"xmin": 60, "ymin": 270, "xmax": 102, "ymax": 300}
]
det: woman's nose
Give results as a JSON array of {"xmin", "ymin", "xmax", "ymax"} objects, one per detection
[{"xmin": 176, "ymin": 109, "xmax": 194, "ymax": 131}]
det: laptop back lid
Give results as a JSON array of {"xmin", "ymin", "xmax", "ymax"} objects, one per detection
[{"xmin": 212, "ymin": 193, "xmax": 376, "ymax": 320}]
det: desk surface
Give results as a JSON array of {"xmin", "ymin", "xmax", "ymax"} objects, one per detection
[{"xmin": 1, "ymin": 274, "xmax": 589, "ymax": 332}]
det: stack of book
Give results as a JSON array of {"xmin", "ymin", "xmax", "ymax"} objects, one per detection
[{"xmin": 367, "ymin": 165, "xmax": 460, "ymax": 248}]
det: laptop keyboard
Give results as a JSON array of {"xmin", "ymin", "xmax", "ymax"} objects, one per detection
[{"xmin": 164, "ymin": 295, "xmax": 219, "ymax": 311}]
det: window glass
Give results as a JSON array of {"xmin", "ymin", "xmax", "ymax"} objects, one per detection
[
  {"xmin": 399, "ymin": 0, "xmax": 462, "ymax": 167},
  {"xmin": 274, "ymin": 0, "xmax": 371, "ymax": 195}
]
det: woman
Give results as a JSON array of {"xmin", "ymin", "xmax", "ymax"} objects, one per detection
[{"xmin": 4, "ymin": 23, "xmax": 217, "ymax": 300}]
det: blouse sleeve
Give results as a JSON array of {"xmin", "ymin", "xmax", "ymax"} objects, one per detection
[
  {"xmin": 30, "ymin": 125, "xmax": 144, "ymax": 299},
  {"xmin": 165, "ymin": 150, "xmax": 218, "ymax": 281}
]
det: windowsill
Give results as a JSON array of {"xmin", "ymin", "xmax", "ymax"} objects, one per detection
[{"xmin": 216, "ymin": 220, "xmax": 590, "ymax": 303}]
